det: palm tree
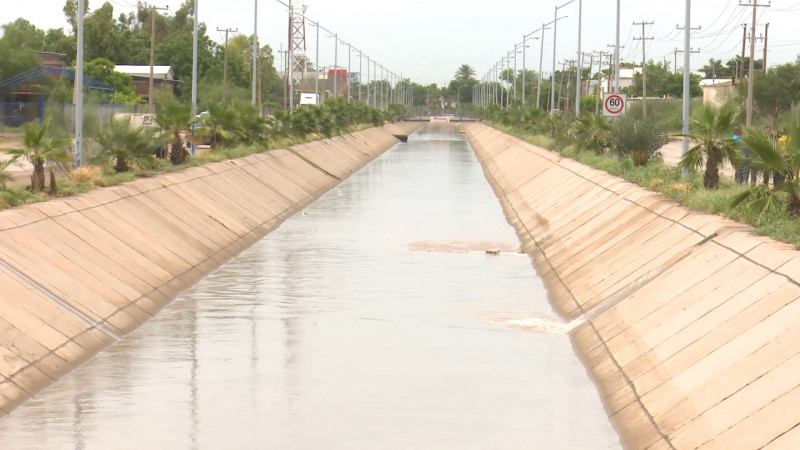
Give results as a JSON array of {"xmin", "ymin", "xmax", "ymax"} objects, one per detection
[
  {"xmin": 574, "ymin": 113, "xmax": 613, "ymax": 154},
  {"xmin": 0, "ymin": 155, "xmax": 19, "ymax": 190},
  {"xmin": 731, "ymin": 122, "xmax": 800, "ymax": 220},
  {"xmin": 454, "ymin": 64, "xmax": 476, "ymax": 81},
  {"xmin": 7, "ymin": 120, "xmax": 71, "ymax": 193},
  {"xmin": 677, "ymin": 103, "xmax": 740, "ymax": 189},
  {"xmin": 89, "ymin": 117, "xmax": 158, "ymax": 173},
  {"xmin": 201, "ymin": 102, "xmax": 241, "ymax": 150},
  {"xmin": 155, "ymin": 100, "xmax": 196, "ymax": 165},
  {"xmin": 233, "ymin": 102, "xmax": 269, "ymax": 146}
]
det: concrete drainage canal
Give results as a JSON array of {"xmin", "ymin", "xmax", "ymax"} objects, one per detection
[{"xmin": 0, "ymin": 124, "xmax": 621, "ymax": 449}]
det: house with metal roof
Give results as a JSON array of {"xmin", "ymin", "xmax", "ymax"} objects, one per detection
[{"xmin": 114, "ymin": 65, "xmax": 178, "ymax": 101}]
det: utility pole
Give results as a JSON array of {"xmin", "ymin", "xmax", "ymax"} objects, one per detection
[
  {"xmin": 682, "ymin": 0, "xmax": 691, "ymax": 178},
  {"xmin": 575, "ymin": 0, "xmax": 582, "ymax": 116},
  {"xmin": 674, "ymin": 47, "xmax": 700, "ymax": 75},
  {"xmin": 191, "ymin": 0, "xmax": 198, "ymax": 155},
  {"xmin": 76, "ymin": 0, "xmax": 85, "ymax": 167},
  {"xmin": 607, "ymin": 43, "xmax": 623, "ymax": 93},
  {"xmin": 141, "ymin": 2, "xmax": 168, "ymax": 114},
  {"xmin": 742, "ymin": 0, "xmax": 770, "ymax": 127},
  {"xmin": 252, "ymin": 0, "xmax": 258, "ymax": 106},
  {"xmin": 217, "ymin": 27, "xmax": 237, "ymax": 105},
  {"xmin": 763, "ymin": 23, "xmax": 769, "ymax": 70},
  {"xmin": 537, "ymin": 23, "xmax": 551, "ymax": 109},
  {"xmin": 741, "ymin": 23, "xmax": 747, "ymax": 82},
  {"xmin": 615, "ymin": 0, "xmax": 621, "ymax": 92},
  {"xmin": 278, "ymin": 45, "xmax": 288, "ymax": 108},
  {"xmin": 633, "ymin": 21, "xmax": 654, "ymax": 119}
]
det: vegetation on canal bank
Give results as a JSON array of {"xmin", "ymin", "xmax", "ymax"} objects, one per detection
[
  {"xmin": 482, "ymin": 100, "xmax": 800, "ymax": 248},
  {"xmin": 0, "ymin": 97, "xmax": 409, "ymax": 211}
]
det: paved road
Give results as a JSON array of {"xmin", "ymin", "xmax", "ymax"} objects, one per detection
[{"xmin": 658, "ymin": 139, "xmax": 736, "ymax": 179}]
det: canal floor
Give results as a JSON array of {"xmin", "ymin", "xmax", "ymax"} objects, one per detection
[{"xmin": 0, "ymin": 125, "xmax": 621, "ymax": 449}]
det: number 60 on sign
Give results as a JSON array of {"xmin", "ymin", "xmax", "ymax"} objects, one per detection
[{"xmin": 602, "ymin": 93, "xmax": 627, "ymax": 117}]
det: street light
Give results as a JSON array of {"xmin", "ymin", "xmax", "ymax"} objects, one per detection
[{"xmin": 551, "ymin": 0, "xmax": 576, "ymax": 114}]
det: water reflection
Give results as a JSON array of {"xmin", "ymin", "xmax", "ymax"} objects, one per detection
[{"xmin": 0, "ymin": 126, "xmax": 620, "ymax": 449}]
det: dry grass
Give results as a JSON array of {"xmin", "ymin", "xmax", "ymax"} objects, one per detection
[{"xmin": 69, "ymin": 166, "xmax": 103, "ymax": 184}]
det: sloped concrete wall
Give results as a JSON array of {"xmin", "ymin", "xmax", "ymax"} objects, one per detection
[
  {"xmin": 465, "ymin": 123, "xmax": 800, "ymax": 450},
  {"xmin": 0, "ymin": 123, "xmax": 421, "ymax": 417}
]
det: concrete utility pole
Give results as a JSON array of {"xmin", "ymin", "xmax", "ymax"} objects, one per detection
[
  {"xmin": 217, "ymin": 27, "xmax": 238, "ymax": 105},
  {"xmin": 333, "ymin": 34, "xmax": 338, "ymax": 98},
  {"xmin": 682, "ymin": 0, "xmax": 691, "ymax": 178},
  {"xmin": 633, "ymin": 21, "xmax": 654, "ymax": 119},
  {"xmin": 191, "ymin": 0, "xmax": 198, "ymax": 154},
  {"xmin": 76, "ymin": 0, "xmax": 85, "ymax": 167},
  {"xmin": 615, "ymin": 0, "xmax": 621, "ymax": 92},
  {"xmin": 763, "ymin": 23, "xmax": 769, "ymax": 70},
  {"xmin": 315, "ymin": 21, "xmax": 319, "ymax": 102},
  {"xmin": 742, "ymin": 0, "xmax": 770, "ymax": 126},
  {"xmin": 537, "ymin": 23, "xmax": 551, "ymax": 109},
  {"xmin": 674, "ymin": 47, "xmax": 700, "ymax": 75},
  {"xmin": 252, "ymin": 0, "xmax": 258, "ymax": 105},
  {"xmin": 607, "ymin": 43, "xmax": 624, "ymax": 93},
  {"xmin": 741, "ymin": 23, "xmax": 747, "ymax": 82},
  {"xmin": 142, "ymin": 2, "xmax": 169, "ymax": 114},
  {"xmin": 575, "ymin": 0, "xmax": 582, "ymax": 116}
]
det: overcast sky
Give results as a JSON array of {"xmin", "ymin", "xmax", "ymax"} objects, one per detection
[{"xmin": 5, "ymin": 0, "xmax": 800, "ymax": 85}]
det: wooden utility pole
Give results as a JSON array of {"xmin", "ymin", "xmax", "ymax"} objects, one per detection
[
  {"xmin": 633, "ymin": 21, "xmax": 654, "ymax": 118},
  {"xmin": 742, "ymin": 0, "xmax": 770, "ymax": 126},
  {"xmin": 140, "ymin": 2, "xmax": 168, "ymax": 114},
  {"xmin": 217, "ymin": 27, "xmax": 238, "ymax": 105}
]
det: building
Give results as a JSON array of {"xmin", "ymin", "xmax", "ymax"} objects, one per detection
[
  {"xmin": 701, "ymin": 79, "xmax": 736, "ymax": 106},
  {"xmin": 113, "ymin": 65, "xmax": 178, "ymax": 101}
]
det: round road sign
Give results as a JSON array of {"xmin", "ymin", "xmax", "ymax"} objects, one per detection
[{"xmin": 604, "ymin": 94, "xmax": 626, "ymax": 116}]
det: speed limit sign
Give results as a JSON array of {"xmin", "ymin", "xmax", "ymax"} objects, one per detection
[{"xmin": 603, "ymin": 93, "xmax": 627, "ymax": 117}]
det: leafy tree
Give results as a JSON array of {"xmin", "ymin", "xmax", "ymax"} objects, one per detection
[
  {"xmin": 699, "ymin": 58, "xmax": 731, "ymax": 79},
  {"xmin": 454, "ymin": 64, "xmax": 476, "ymax": 80},
  {"xmin": 627, "ymin": 60, "xmax": 702, "ymax": 98},
  {"xmin": 7, "ymin": 120, "xmax": 71, "ymax": 193},
  {"xmin": 89, "ymin": 116, "xmax": 158, "ymax": 172},
  {"xmin": 678, "ymin": 103, "xmax": 740, "ymax": 189},
  {"xmin": 0, "ymin": 19, "xmax": 45, "ymax": 80},
  {"xmin": 83, "ymin": 58, "xmax": 142, "ymax": 104},
  {"xmin": 745, "ymin": 57, "xmax": 800, "ymax": 122}
]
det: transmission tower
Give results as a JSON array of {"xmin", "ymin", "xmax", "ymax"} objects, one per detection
[{"xmin": 288, "ymin": 2, "xmax": 307, "ymax": 107}]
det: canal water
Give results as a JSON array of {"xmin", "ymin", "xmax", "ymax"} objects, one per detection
[{"xmin": 0, "ymin": 125, "xmax": 621, "ymax": 449}]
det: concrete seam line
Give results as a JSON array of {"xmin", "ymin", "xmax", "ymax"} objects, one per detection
[
  {"xmin": 0, "ymin": 256, "xmax": 121, "ymax": 341},
  {"xmin": 285, "ymin": 148, "xmax": 341, "ymax": 181}
]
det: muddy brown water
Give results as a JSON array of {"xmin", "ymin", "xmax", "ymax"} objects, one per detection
[{"xmin": 0, "ymin": 126, "xmax": 621, "ymax": 449}]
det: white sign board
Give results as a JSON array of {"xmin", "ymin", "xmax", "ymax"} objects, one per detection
[
  {"xmin": 300, "ymin": 93, "xmax": 318, "ymax": 105},
  {"xmin": 602, "ymin": 93, "xmax": 627, "ymax": 117},
  {"xmin": 142, "ymin": 114, "xmax": 155, "ymax": 127},
  {"xmin": 430, "ymin": 116, "xmax": 451, "ymax": 123}
]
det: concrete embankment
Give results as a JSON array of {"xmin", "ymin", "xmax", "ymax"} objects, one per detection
[
  {"xmin": 0, "ymin": 122, "xmax": 420, "ymax": 417},
  {"xmin": 465, "ymin": 123, "xmax": 800, "ymax": 450}
]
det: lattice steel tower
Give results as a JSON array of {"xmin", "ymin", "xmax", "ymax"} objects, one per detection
[{"xmin": 288, "ymin": 1, "xmax": 307, "ymax": 108}]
